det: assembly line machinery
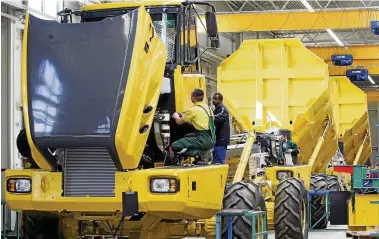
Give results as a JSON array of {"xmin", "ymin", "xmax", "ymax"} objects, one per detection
[{"xmin": 3, "ymin": 0, "xmax": 377, "ymax": 238}]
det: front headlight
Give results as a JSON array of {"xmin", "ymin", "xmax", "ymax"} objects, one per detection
[
  {"xmin": 150, "ymin": 178, "xmax": 179, "ymax": 193},
  {"xmin": 7, "ymin": 178, "xmax": 32, "ymax": 193},
  {"xmin": 277, "ymin": 171, "xmax": 293, "ymax": 181}
]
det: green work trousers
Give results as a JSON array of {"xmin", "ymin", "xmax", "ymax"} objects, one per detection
[{"xmin": 171, "ymin": 130, "xmax": 215, "ymax": 157}]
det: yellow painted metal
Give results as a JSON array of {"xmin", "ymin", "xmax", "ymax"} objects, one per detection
[
  {"xmin": 5, "ymin": 165, "xmax": 228, "ymax": 219},
  {"xmin": 352, "ymin": 134, "xmax": 369, "ymax": 165},
  {"xmin": 308, "ymin": 46, "xmax": 379, "ymax": 75},
  {"xmin": 225, "ymin": 156, "xmax": 250, "ymax": 183},
  {"xmin": 265, "ymin": 165, "xmax": 312, "ymax": 192},
  {"xmin": 265, "ymin": 202, "xmax": 275, "ymax": 230},
  {"xmin": 218, "ymin": 39, "xmax": 337, "ymax": 174},
  {"xmin": 329, "ymin": 76, "xmax": 372, "ymax": 165},
  {"xmin": 199, "ymin": 9, "xmax": 379, "ymax": 32},
  {"xmin": 174, "ymin": 66, "xmax": 207, "ymax": 112},
  {"xmin": 21, "ymin": 13, "xmax": 51, "ymax": 170},
  {"xmin": 348, "ymin": 194, "xmax": 379, "ymax": 228},
  {"xmin": 232, "ymin": 131, "xmax": 256, "ymax": 183},
  {"xmin": 10, "ymin": 3, "xmax": 225, "ymax": 239},
  {"xmin": 81, "ymin": 1, "xmax": 182, "ymax": 11},
  {"xmin": 115, "ymin": 8, "xmax": 166, "ymax": 169},
  {"xmin": 181, "ymin": 27, "xmax": 197, "ymax": 47},
  {"xmin": 308, "ymin": 120, "xmax": 330, "ymax": 172}
]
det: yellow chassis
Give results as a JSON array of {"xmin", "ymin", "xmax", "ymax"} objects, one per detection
[
  {"xmin": 348, "ymin": 194, "xmax": 379, "ymax": 232},
  {"xmin": 5, "ymin": 165, "xmax": 228, "ymax": 221}
]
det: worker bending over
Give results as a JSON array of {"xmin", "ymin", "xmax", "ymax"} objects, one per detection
[
  {"xmin": 171, "ymin": 89, "xmax": 216, "ymax": 164},
  {"xmin": 278, "ymin": 134, "xmax": 300, "ymax": 165}
]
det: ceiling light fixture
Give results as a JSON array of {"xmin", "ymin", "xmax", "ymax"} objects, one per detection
[
  {"xmin": 326, "ymin": 29, "xmax": 344, "ymax": 47},
  {"xmin": 299, "ymin": 0, "xmax": 315, "ymax": 12},
  {"xmin": 368, "ymin": 75, "xmax": 375, "ymax": 85}
]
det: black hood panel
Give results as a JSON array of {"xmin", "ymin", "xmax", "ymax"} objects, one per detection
[{"xmin": 27, "ymin": 12, "xmax": 137, "ymax": 148}]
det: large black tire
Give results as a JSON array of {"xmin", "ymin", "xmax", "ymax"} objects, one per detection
[
  {"xmin": 310, "ymin": 174, "xmax": 328, "ymax": 229},
  {"xmin": 222, "ymin": 181, "xmax": 266, "ymax": 239},
  {"xmin": 327, "ymin": 175, "xmax": 340, "ymax": 191},
  {"xmin": 22, "ymin": 212, "xmax": 60, "ymax": 239},
  {"xmin": 274, "ymin": 178, "xmax": 308, "ymax": 239}
]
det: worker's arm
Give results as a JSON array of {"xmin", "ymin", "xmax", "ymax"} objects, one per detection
[
  {"xmin": 287, "ymin": 141, "xmax": 300, "ymax": 155},
  {"xmin": 214, "ymin": 104, "xmax": 228, "ymax": 125},
  {"xmin": 172, "ymin": 112, "xmax": 186, "ymax": 125}
]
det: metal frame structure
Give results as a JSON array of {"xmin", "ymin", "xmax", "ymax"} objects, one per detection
[{"xmin": 221, "ymin": 1, "xmax": 379, "ymax": 46}]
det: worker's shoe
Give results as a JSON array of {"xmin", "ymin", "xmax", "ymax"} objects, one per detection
[
  {"xmin": 193, "ymin": 150, "xmax": 212, "ymax": 165},
  {"xmin": 164, "ymin": 155, "xmax": 182, "ymax": 166},
  {"xmin": 194, "ymin": 160, "xmax": 206, "ymax": 165}
]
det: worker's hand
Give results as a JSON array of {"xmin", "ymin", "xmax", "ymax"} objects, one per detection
[
  {"xmin": 172, "ymin": 112, "xmax": 180, "ymax": 120},
  {"xmin": 290, "ymin": 149, "xmax": 300, "ymax": 156}
]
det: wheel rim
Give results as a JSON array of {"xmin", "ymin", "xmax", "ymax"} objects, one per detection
[{"xmin": 301, "ymin": 199, "xmax": 307, "ymax": 236}]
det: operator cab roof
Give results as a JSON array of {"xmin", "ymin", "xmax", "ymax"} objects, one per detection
[{"xmin": 81, "ymin": 1, "xmax": 183, "ymax": 11}]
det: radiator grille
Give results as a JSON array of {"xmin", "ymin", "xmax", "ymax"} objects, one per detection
[{"xmin": 63, "ymin": 147, "xmax": 117, "ymax": 197}]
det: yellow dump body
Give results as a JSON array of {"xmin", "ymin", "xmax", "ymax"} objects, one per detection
[
  {"xmin": 218, "ymin": 39, "xmax": 338, "ymax": 173},
  {"xmin": 330, "ymin": 76, "xmax": 372, "ymax": 165}
]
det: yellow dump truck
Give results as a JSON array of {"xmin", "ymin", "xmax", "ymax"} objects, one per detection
[
  {"xmin": 330, "ymin": 76, "xmax": 372, "ymax": 166},
  {"xmin": 309, "ymin": 76, "xmax": 373, "ymax": 229},
  {"xmin": 4, "ymin": 1, "xmax": 371, "ymax": 238},
  {"xmin": 218, "ymin": 39, "xmax": 338, "ymax": 239},
  {"xmin": 5, "ymin": 2, "xmax": 231, "ymax": 238},
  {"xmin": 309, "ymin": 76, "xmax": 372, "ymax": 228}
]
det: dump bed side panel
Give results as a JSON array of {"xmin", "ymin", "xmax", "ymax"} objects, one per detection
[
  {"xmin": 218, "ymin": 39, "xmax": 337, "ymax": 172},
  {"xmin": 330, "ymin": 76, "xmax": 372, "ymax": 165}
]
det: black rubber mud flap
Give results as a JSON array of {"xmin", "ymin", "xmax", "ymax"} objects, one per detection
[
  {"xmin": 122, "ymin": 191, "xmax": 138, "ymax": 217},
  {"xmin": 329, "ymin": 191, "xmax": 351, "ymax": 225}
]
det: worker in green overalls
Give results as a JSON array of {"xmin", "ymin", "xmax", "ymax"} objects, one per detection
[
  {"xmin": 170, "ymin": 88, "xmax": 216, "ymax": 165},
  {"xmin": 278, "ymin": 134, "xmax": 300, "ymax": 165}
]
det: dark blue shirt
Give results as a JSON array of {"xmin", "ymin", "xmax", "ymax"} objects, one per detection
[{"xmin": 213, "ymin": 103, "xmax": 230, "ymax": 146}]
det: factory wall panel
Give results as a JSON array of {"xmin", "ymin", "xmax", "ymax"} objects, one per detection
[
  {"xmin": 368, "ymin": 102, "xmax": 379, "ymax": 165},
  {"xmin": 1, "ymin": 13, "xmax": 11, "ymax": 232},
  {"xmin": 1, "ymin": 16, "xmax": 10, "ymax": 174}
]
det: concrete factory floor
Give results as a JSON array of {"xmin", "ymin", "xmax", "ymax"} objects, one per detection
[
  {"xmin": 267, "ymin": 225, "xmax": 349, "ymax": 239},
  {"xmin": 185, "ymin": 226, "xmax": 350, "ymax": 239}
]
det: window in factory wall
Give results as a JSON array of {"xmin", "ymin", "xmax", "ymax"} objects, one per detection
[
  {"xmin": 28, "ymin": 0, "xmax": 43, "ymax": 12},
  {"xmin": 44, "ymin": 0, "xmax": 58, "ymax": 17}
]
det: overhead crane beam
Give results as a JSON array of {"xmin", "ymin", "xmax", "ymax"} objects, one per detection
[
  {"xmin": 199, "ymin": 8, "xmax": 379, "ymax": 32},
  {"xmin": 308, "ymin": 46, "xmax": 379, "ymax": 61},
  {"xmin": 365, "ymin": 91, "xmax": 379, "ymax": 102},
  {"xmin": 308, "ymin": 46, "xmax": 379, "ymax": 75},
  {"xmin": 308, "ymin": 46, "xmax": 379, "ymax": 102},
  {"xmin": 326, "ymin": 61, "xmax": 379, "ymax": 75}
]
